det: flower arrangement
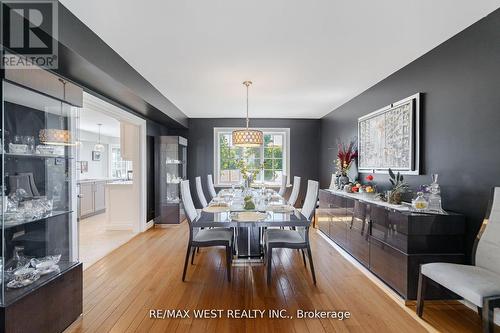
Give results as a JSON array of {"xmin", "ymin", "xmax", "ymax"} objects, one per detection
[
  {"xmin": 236, "ymin": 159, "xmax": 263, "ymax": 183},
  {"xmin": 388, "ymin": 168, "xmax": 408, "ymax": 204},
  {"xmin": 336, "ymin": 138, "xmax": 358, "ymax": 176},
  {"xmin": 363, "ymin": 174, "xmax": 376, "ymax": 193}
]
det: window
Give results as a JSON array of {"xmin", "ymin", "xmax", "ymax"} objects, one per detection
[
  {"xmin": 109, "ymin": 145, "xmax": 133, "ymax": 179},
  {"xmin": 214, "ymin": 128, "xmax": 290, "ymax": 186}
]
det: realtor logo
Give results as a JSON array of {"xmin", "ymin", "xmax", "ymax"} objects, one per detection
[{"xmin": 1, "ymin": 0, "xmax": 58, "ymax": 69}]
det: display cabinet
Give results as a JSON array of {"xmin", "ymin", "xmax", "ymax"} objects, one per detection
[
  {"xmin": 155, "ymin": 136, "xmax": 187, "ymax": 224},
  {"xmin": 0, "ymin": 65, "xmax": 82, "ymax": 332}
]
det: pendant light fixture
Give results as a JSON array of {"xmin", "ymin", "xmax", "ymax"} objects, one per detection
[
  {"xmin": 39, "ymin": 79, "xmax": 73, "ymax": 146},
  {"xmin": 93, "ymin": 124, "xmax": 105, "ymax": 152},
  {"xmin": 232, "ymin": 81, "xmax": 263, "ymax": 147}
]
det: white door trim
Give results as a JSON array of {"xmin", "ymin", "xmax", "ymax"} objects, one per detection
[{"xmin": 79, "ymin": 93, "xmax": 147, "ymax": 233}]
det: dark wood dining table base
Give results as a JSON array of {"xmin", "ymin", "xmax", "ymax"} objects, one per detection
[{"xmin": 234, "ymin": 226, "xmax": 264, "ymax": 261}]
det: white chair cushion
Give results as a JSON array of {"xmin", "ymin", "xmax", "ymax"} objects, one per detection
[
  {"xmin": 264, "ymin": 229, "xmax": 305, "ymax": 244},
  {"xmin": 194, "ymin": 228, "xmax": 232, "ymax": 244},
  {"xmin": 421, "ymin": 263, "xmax": 500, "ymax": 306}
]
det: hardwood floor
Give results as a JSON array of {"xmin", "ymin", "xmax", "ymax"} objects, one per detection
[
  {"xmin": 79, "ymin": 212, "xmax": 136, "ymax": 269},
  {"xmin": 65, "ymin": 222, "xmax": 489, "ymax": 333}
]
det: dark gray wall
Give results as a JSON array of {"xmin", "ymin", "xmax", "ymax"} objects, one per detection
[
  {"xmin": 320, "ymin": 8, "xmax": 500, "ymax": 260},
  {"xmin": 188, "ymin": 118, "xmax": 320, "ymax": 207}
]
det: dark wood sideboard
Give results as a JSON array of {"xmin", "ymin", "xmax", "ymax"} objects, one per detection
[{"xmin": 317, "ymin": 189, "xmax": 466, "ymax": 300}]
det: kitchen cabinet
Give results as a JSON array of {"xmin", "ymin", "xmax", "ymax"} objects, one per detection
[
  {"xmin": 79, "ymin": 183, "xmax": 94, "ymax": 217},
  {"xmin": 78, "ymin": 180, "xmax": 106, "ymax": 219},
  {"xmin": 94, "ymin": 181, "xmax": 106, "ymax": 212},
  {"xmin": 318, "ymin": 189, "xmax": 466, "ymax": 300}
]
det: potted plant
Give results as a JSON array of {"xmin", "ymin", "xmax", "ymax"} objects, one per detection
[
  {"xmin": 387, "ymin": 168, "xmax": 408, "ymax": 204},
  {"xmin": 336, "ymin": 138, "xmax": 358, "ymax": 187},
  {"xmin": 243, "ymin": 195, "xmax": 255, "ymax": 210}
]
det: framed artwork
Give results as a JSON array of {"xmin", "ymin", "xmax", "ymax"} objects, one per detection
[
  {"xmin": 80, "ymin": 161, "xmax": 88, "ymax": 173},
  {"xmin": 358, "ymin": 93, "xmax": 420, "ymax": 175},
  {"xmin": 92, "ymin": 151, "xmax": 102, "ymax": 161}
]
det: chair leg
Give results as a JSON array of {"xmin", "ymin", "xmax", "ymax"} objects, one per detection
[
  {"xmin": 263, "ymin": 241, "xmax": 267, "ymax": 264},
  {"xmin": 477, "ymin": 306, "xmax": 482, "ymax": 320},
  {"xmin": 301, "ymin": 249, "xmax": 307, "ymax": 267},
  {"xmin": 267, "ymin": 246, "xmax": 273, "ymax": 285},
  {"xmin": 182, "ymin": 245, "xmax": 191, "ymax": 281},
  {"xmin": 191, "ymin": 246, "xmax": 196, "ymax": 265},
  {"xmin": 306, "ymin": 245, "xmax": 316, "ymax": 285},
  {"xmin": 482, "ymin": 296, "xmax": 500, "ymax": 333},
  {"xmin": 225, "ymin": 245, "xmax": 232, "ymax": 282},
  {"xmin": 416, "ymin": 269, "xmax": 427, "ymax": 317},
  {"xmin": 197, "ymin": 247, "xmax": 200, "ymax": 253}
]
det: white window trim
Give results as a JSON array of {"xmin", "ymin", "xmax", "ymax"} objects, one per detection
[
  {"xmin": 213, "ymin": 127, "xmax": 291, "ymax": 187},
  {"xmin": 108, "ymin": 143, "xmax": 133, "ymax": 179},
  {"xmin": 108, "ymin": 143, "xmax": 119, "ymax": 178}
]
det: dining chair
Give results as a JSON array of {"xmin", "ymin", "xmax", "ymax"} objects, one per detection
[
  {"xmin": 278, "ymin": 174, "xmax": 287, "ymax": 197},
  {"xmin": 195, "ymin": 176, "xmax": 208, "ymax": 208},
  {"xmin": 287, "ymin": 176, "xmax": 301, "ymax": 207},
  {"xmin": 180, "ymin": 180, "xmax": 233, "ymax": 282},
  {"xmin": 264, "ymin": 179, "xmax": 319, "ymax": 285},
  {"xmin": 207, "ymin": 174, "xmax": 217, "ymax": 200},
  {"xmin": 417, "ymin": 187, "xmax": 500, "ymax": 333}
]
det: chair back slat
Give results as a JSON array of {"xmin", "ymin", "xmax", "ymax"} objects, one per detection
[
  {"xmin": 301, "ymin": 180, "xmax": 319, "ymax": 220},
  {"xmin": 475, "ymin": 187, "xmax": 500, "ymax": 275},
  {"xmin": 288, "ymin": 176, "xmax": 301, "ymax": 206},
  {"xmin": 207, "ymin": 174, "xmax": 217, "ymax": 199},
  {"xmin": 278, "ymin": 174, "xmax": 287, "ymax": 197},
  {"xmin": 180, "ymin": 180, "xmax": 198, "ymax": 225},
  {"xmin": 195, "ymin": 176, "xmax": 208, "ymax": 208}
]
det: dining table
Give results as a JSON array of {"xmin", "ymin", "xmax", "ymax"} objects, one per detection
[{"xmin": 193, "ymin": 188, "xmax": 311, "ymax": 263}]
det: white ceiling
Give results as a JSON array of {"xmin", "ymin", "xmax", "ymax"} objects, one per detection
[{"xmin": 61, "ymin": 0, "xmax": 500, "ymax": 119}]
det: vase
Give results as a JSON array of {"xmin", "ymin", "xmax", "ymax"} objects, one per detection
[
  {"xmin": 388, "ymin": 190, "xmax": 402, "ymax": 205},
  {"xmin": 339, "ymin": 175, "xmax": 350, "ymax": 187},
  {"xmin": 244, "ymin": 174, "xmax": 254, "ymax": 189}
]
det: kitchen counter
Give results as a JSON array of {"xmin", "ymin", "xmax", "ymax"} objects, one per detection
[
  {"xmin": 78, "ymin": 178, "xmax": 131, "ymax": 184},
  {"xmin": 78, "ymin": 178, "xmax": 111, "ymax": 184},
  {"xmin": 107, "ymin": 180, "xmax": 133, "ymax": 185},
  {"xmin": 105, "ymin": 180, "xmax": 137, "ymax": 231}
]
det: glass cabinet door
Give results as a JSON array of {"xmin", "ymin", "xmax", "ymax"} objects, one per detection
[
  {"xmin": 155, "ymin": 136, "xmax": 187, "ymax": 224},
  {"xmin": 1, "ymin": 80, "xmax": 79, "ymax": 305}
]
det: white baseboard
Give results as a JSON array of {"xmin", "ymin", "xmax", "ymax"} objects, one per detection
[
  {"xmin": 316, "ymin": 229, "xmax": 500, "ymax": 327},
  {"xmin": 316, "ymin": 230, "xmax": 438, "ymax": 332},
  {"xmin": 460, "ymin": 299, "xmax": 500, "ymax": 325},
  {"xmin": 145, "ymin": 219, "xmax": 154, "ymax": 230}
]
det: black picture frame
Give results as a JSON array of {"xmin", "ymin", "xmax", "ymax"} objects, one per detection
[{"xmin": 92, "ymin": 151, "xmax": 101, "ymax": 161}]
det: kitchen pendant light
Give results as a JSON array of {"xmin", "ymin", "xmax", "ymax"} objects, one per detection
[
  {"xmin": 39, "ymin": 79, "xmax": 74, "ymax": 146},
  {"xmin": 93, "ymin": 124, "xmax": 105, "ymax": 152},
  {"xmin": 232, "ymin": 81, "xmax": 263, "ymax": 147}
]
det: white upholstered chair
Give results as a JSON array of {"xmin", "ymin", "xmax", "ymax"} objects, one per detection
[
  {"xmin": 287, "ymin": 176, "xmax": 301, "ymax": 207},
  {"xmin": 264, "ymin": 180, "xmax": 319, "ymax": 285},
  {"xmin": 278, "ymin": 174, "xmax": 287, "ymax": 197},
  {"xmin": 417, "ymin": 187, "xmax": 500, "ymax": 333},
  {"xmin": 180, "ymin": 180, "xmax": 233, "ymax": 282},
  {"xmin": 195, "ymin": 176, "xmax": 208, "ymax": 208},
  {"xmin": 207, "ymin": 174, "xmax": 217, "ymax": 199}
]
